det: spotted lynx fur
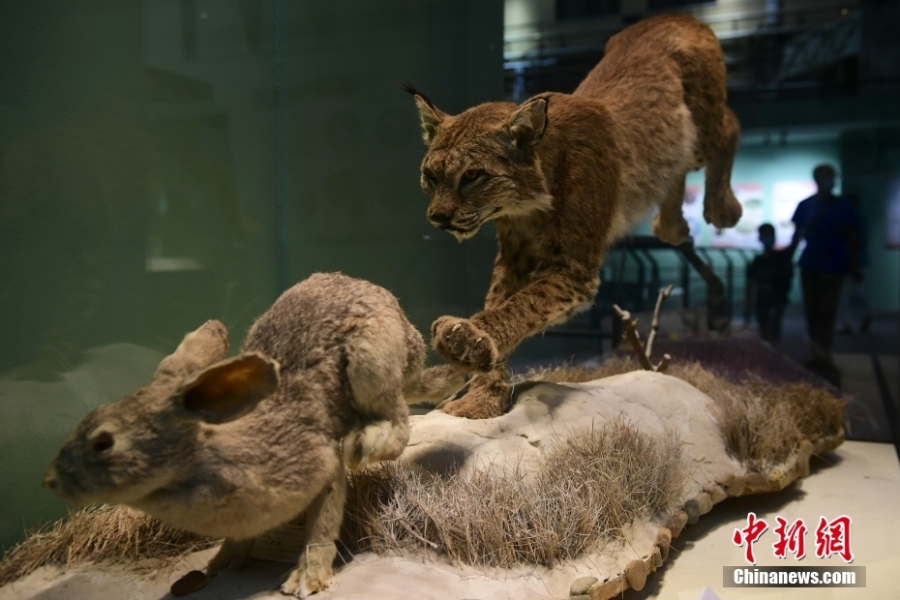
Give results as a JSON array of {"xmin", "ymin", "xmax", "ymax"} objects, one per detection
[{"xmin": 405, "ymin": 15, "xmax": 742, "ymax": 419}]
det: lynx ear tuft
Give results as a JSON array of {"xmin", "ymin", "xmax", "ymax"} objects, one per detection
[
  {"xmin": 402, "ymin": 83, "xmax": 446, "ymax": 146},
  {"xmin": 505, "ymin": 98, "xmax": 548, "ymax": 150}
]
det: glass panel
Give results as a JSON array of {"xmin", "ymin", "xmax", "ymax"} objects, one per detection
[{"xmin": 0, "ymin": 0, "xmax": 504, "ymax": 552}]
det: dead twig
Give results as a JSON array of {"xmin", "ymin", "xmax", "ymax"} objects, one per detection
[
  {"xmin": 613, "ymin": 285, "xmax": 674, "ymax": 373},
  {"xmin": 612, "ymin": 306, "xmax": 654, "ymax": 371},
  {"xmin": 645, "ymin": 284, "xmax": 674, "ymax": 358}
]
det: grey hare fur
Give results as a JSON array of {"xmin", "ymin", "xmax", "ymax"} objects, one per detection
[{"xmin": 44, "ymin": 272, "xmax": 425, "ymax": 597}]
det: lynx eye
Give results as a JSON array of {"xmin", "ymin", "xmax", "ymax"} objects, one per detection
[
  {"xmin": 91, "ymin": 431, "xmax": 115, "ymax": 453},
  {"xmin": 462, "ymin": 169, "xmax": 484, "ymax": 182}
]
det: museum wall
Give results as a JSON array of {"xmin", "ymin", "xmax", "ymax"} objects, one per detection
[
  {"xmin": 841, "ymin": 129, "xmax": 900, "ymax": 312},
  {"xmin": 0, "ymin": 0, "xmax": 503, "ymax": 553}
]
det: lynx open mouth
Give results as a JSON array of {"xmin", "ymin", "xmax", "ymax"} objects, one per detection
[{"xmin": 444, "ymin": 224, "xmax": 475, "ymax": 235}]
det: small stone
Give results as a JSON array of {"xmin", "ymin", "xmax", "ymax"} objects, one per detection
[
  {"xmin": 683, "ymin": 498, "xmax": 700, "ymax": 524},
  {"xmin": 666, "ymin": 510, "xmax": 689, "ymax": 537},
  {"xmin": 703, "ymin": 483, "xmax": 727, "ymax": 504},
  {"xmin": 796, "ymin": 454, "xmax": 811, "ymax": 478},
  {"xmin": 570, "ymin": 576, "xmax": 598, "ymax": 596},
  {"xmin": 695, "ymin": 492, "xmax": 713, "ymax": 515},
  {"xmin": 593, "ymin": 575, "xmax": 628, "ymax": 598},
  {"xmin": 170, "ymin": 570, "xmax": 208, "ymax": 597},
  {"xmin": 657, "ymin": 527, "xmax": 672, "ymax": 546},
  {"xmin": 799, "ymin": 439, "xmax": 814, "ymax": 457},
  {"xmin": 744, "ymin": 472, "xmax": 772, "ymax": 493},
  {"xmin": 625, "ymin": 558, "xmax": 647, "ymax": 591},
  {"xmin": 726, "ymin": 475, "xmax": 747, "ymax": 497},
  {"xmin": 656, "ymin": 526, "xmax": 673, "ymax": 561}
]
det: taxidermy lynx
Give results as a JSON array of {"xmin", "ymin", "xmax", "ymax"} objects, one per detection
[
  {"xmin": 44, "ymin": 273, "xmax": 424, "ymax": 597},
  {"xmin": 405, "ymin": 14, "xmax": 742, "ymax": 419}
]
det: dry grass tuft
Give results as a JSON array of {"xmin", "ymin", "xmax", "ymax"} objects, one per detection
[
  {"xmin": 511, "ymin": 356, "xmax": 639, "ymax": 385},
  {"xmin": 0, "ymin": 505, "xmax": 216, "ymax": 586},
  {"xmin": 342, "ymin": 419, "xmax": 685, "ymax": 568},
  {"xmin": 515, "ymin": 358, "xmax": 844, "ymax": 473}
]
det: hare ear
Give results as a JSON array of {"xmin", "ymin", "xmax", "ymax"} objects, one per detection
[
  {"xmin": 156, "ymin": 320, "xmax": 230, "ymax": 379},
  {"xmin": 402, "ymin": 83, "xmax": 446, "ymax": 146},
  {"xmin": 177, "ymin": 353, "xmax": 280, "ymax": 424},
  {"xmin": 505, "ymin": 98, "xmax": 548, "ymax": 150}
]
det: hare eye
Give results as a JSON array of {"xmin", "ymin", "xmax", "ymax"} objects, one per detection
[
  {"xmin": 91, "ymin": 431, "xmax": 115, "ymax": 453},
  {"xmin": 462, "ymin": 169, "xmax": 483, "ymax": 181}
]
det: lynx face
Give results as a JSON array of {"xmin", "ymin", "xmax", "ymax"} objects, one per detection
[{"xmin": 406, "ymin": 88, "xmax": 554, "ymax": 240}]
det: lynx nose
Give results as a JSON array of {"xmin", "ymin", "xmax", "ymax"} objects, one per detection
[{"xmin": 427, "ymin": 208, "xmax": 454, "ymax": 227}]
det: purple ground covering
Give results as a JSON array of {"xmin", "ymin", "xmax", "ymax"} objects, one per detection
[{"xmin": 645, "ymin": 335, "xmax": 839, "ymax": 392}]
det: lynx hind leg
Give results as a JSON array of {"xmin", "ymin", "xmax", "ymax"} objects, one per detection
[
  {"xmin": 702, "ymin": 107, "xmax": 742, "ymax": 229},
  {"xmin": 441, "ymin": 365, "xmax": 510, "ymax": 420},
  {"xmin": 343, "ymin": 313, "xmax": 411, "ymax": 471},
  {"xmin": 404, "ymin": 364, "xmax": 468, "ymax": 406},
  {"xmin": 653, "ymin": 174, "xmax": 691, "ymax": 246},
  {"xmin": 281, "ymin": 464, "xmax": 347, "ymax": 598}
]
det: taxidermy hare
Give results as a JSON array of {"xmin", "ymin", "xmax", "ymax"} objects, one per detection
[{"xmin": 44, "ymin": 272, "xmax": 426, "ymax": 597}]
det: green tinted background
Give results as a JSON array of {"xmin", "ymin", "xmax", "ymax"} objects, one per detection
[{"xmin": 0, "ymin": 0, "xmax": 503, "ymax": 553}]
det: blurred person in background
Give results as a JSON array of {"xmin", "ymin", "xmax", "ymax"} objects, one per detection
[
  {"xmin": 837, "ymin": 192, "xmax": 873, "ymax": 334},
  {"xmin": 790, "ymin": 164, "xmax": 862, "ymax": 387},
  {"xmin": 745, "ymin": 223, "xmax": 794, "ymax": 345}
]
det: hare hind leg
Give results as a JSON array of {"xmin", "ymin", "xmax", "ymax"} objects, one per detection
[
  {"xmin": 281, "ymin": 464, "xmax": 347, "ymax": 598},
  {"xmin": 702, "ymin": 106, "xmax": 742, "ymax": 228},
  {"xmin": 343, "ymin": 315, "xmax": 411, "ymax": 471}
]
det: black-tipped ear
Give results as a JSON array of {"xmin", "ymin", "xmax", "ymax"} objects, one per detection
[
  {"xmin": 401, "ymin": 83, "xmax": 446, "ymax": 146},
  {"xmin": 505, "ymin": 98, "xmax": 548, "ymax": 150},
  {"xmin": 178, "ymin": 353, "xmax": 280, "ymax": 424}
]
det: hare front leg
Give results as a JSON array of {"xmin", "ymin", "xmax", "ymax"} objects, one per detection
[
  {"xmin": 206, "ymin": 537, "xmax": 255, "ymax": 575},
  {"xmin": 280, "ymin": 463, "xmax": 347, "ymax": 598}
]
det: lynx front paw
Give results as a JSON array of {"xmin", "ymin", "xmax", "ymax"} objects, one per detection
[
  {"xmin": 280, "ymin": 544, "xmax": 336, "ymax": 598},
  {"xmin": 431, "ymin": 316, "xmax": 498, "ymax": 372}
]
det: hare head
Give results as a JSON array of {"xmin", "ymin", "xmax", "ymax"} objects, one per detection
[{"xmin": 43, "ymin": 320, "xmax": 280, "ymax": 509}]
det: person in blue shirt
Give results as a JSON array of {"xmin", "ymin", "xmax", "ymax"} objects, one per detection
[
  {"xmin": 790, "ymin": 164, "xmax": 862, "ymax": 384},
  {"xmin": 745, "ymin": 223, "xmax": 793, "ymax": 345}
]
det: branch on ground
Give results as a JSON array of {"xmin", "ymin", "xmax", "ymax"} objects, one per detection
[{"xmin": 613, "ymin": 285, "xmax": 674, "ymax": 373}]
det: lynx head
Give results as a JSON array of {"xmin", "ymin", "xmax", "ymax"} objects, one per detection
[{"xmin": 404, "ymin": 85, "xmax": 553, "ymax": 240}]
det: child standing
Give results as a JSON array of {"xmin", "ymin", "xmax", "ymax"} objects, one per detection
[{"xmin": 745, "ymin": 223, "xmax": 794, "ymax": 345}]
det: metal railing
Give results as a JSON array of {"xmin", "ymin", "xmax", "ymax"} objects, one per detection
[
  {"xmin": 503, "ymin": 0, "xmax": 862, "ymax": 100},
  {"xmin": 544, "ymin": 236, "xmax": 764, "ymax": 351}
]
